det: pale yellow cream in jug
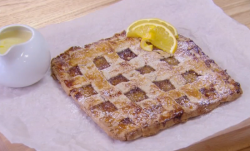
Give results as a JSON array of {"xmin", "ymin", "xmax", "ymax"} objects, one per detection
[{"xmin": 0, "ymin": 29, "xmax": 32, "ymax": 54}]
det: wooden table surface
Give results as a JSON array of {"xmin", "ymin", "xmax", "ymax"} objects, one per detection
[{"xmin": 0, "ymin": 0, "xmax": 250, "ymax": 151}]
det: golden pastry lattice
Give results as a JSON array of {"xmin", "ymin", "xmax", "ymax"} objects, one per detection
[{"xmin": 51, "ymin": 31, "xmax": 242, "ymax": 141}]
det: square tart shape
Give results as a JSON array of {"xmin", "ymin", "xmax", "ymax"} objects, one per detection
[{"xmin": 51, "ymin": 32, "xmax": 242, "ymax": 141}]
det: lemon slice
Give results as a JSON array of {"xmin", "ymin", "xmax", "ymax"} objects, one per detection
[
  {"xmin": 126, "ymin": 19, "xmax": 178, "ymax": 54},
  {"xmin": 127, "ymin": 18, "xmax": 178, "ymax": 38}
]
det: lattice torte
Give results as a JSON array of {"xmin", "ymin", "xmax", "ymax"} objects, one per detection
[{"xmin": 51, "ymin": 31, "xmax": 242, "ymax": 141}]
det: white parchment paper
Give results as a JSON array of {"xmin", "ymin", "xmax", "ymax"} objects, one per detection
[{"xmin": 1, "ymin": 0, "xmax": 250, "ymax": 150}]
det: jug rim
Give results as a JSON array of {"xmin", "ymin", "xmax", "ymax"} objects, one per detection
[{"xmin": 0, "ymin": 24, "xmax": 35, "ymax": 56}]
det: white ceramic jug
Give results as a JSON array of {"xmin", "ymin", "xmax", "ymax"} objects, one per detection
[{"xmin": 0, "ymin": 24, "xmax": 50, "ymax": 87}]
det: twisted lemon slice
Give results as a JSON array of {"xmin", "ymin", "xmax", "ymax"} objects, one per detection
[{"xmin": 126, "ymin": 18, "xmax": 178, "ymax": 54}]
